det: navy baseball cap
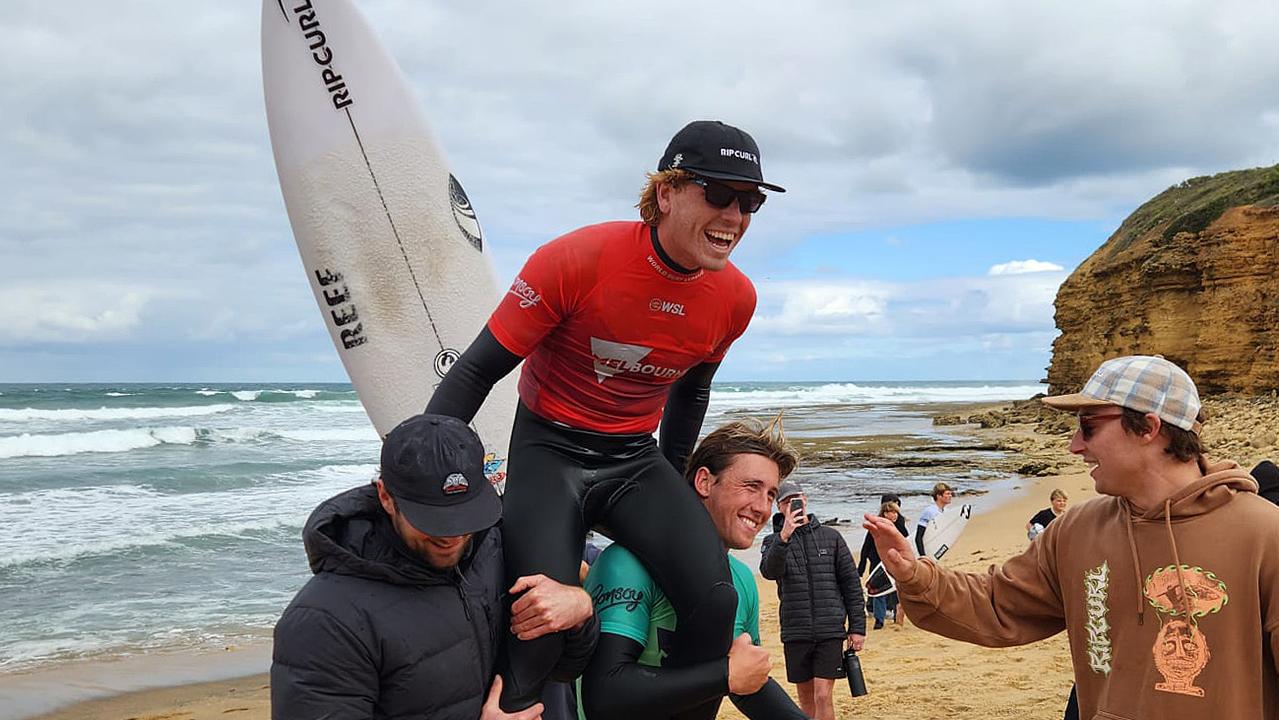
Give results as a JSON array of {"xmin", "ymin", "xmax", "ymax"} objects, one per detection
[
  {"xmin": 378, "ymin": 413, "xmax": 500, "ymax": 537},
  {"xmin": 658, "ymin": 120, "xmax": 785, "ymax": 192}
]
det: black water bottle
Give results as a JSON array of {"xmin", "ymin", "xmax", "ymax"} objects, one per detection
[{"xmin": 843, "ymin": 647, "xmax": 868, "ymax": 697}]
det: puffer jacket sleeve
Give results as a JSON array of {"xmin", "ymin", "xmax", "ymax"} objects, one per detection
[
  {"xmin": 760, "ymin": 532, "xmax": 789, "ymax": 580},
  {"xmin": 271, "ymin": 604, "xmax": 378, "ymax": 719},
  {"xmin": 834, "ymin": 534, "xmax": 866, "ymax": 635}
]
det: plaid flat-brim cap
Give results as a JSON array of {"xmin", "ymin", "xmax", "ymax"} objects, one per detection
[{"xmin": 1041, "ymin": 355, "xmax": 1202, "ymax": 433}]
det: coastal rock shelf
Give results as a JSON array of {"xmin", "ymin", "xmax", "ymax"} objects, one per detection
[
  {"xmin": 1046, "ymin": 164, "xmax": 1279, "ymax": 395},
  {"xmin": 935, "ymin": 395, "xmax": 1279, "ymax": 473}
]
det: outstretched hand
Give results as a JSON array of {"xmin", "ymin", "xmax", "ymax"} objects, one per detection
[
  {"xmin": 863, "ymin": 513, "xmax": 917, "ymax": 582},
  {"xmin": 509, "ymin": 574, "xmax": 592, "ymax": 641}
]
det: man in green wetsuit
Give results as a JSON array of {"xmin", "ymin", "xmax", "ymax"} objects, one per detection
[{"xmin": 578, "ymin": 418, "xmax": 808, "ymax": 720}]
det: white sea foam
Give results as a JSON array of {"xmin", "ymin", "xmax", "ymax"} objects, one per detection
[
  {"xmin": 313, "ymin": 404, "xmax": 369, "ymax": 413},
  {"xmin": 0, "ymin": 463, "xmax": 377, "ymax": 567},
  {"xmin": 0, "ymin": 404, "xmax": 235, "ymax": 422},
  {"xmin": 0, "ymin": 636, "xmax": 108, "ymax": 671},
  {"xmin": 225, "ymin": 389, "xmax": 324, "ymax": 401},
  {"xmin": 105, "ymin": 392, "xmax": 134, "ymax": 397},
  {"xmin": 276, "ymin": 427, "xmax": 378, "ymax": 443},
  {"xmin": 0, "ymin": 423, "xmax": 377, "ymax": 459},
  {"xmin": 197, "ymin": 426, "xmax": 373, "ymax": 444},
  {"xmin": 707, "ymin": 383, "xmax": 1044, "ymax": 411},
  {"xmin": 0, "ymin": 427, "xmax": 200, "ymax": 459},
  {"xmin": 204, "ymin": 427, "xmax": 273, "ymax": 443}
]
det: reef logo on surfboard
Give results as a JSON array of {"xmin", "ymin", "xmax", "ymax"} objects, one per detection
[{"xmin": 448, "ymin": 175, "xmax": 483, "ymax": 252}]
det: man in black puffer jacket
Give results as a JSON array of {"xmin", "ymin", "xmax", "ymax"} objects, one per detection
[
  {"xmin": 271, "ymin": 414, "xmax": 598, "ymax": 720},
  {"xmin": 760, "ymin": 479, "xmax": 865, "ymax": 720}
]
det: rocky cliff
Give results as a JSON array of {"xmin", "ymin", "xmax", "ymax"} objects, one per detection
[{"xmin": 1047, "ymin": 165, "xmax": 1279, "ymax": 394}]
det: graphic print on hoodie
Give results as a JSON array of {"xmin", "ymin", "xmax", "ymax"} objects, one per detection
[{"xmin": 1143, "ymin": 564, "xmax": 1229, "ymax": 697}]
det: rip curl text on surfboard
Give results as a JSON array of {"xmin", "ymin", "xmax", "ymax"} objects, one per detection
[
  {"xmin": 291, "ymin": 0, "xmax": 353, "ymax": 111},
  {"xmin": 315, "ymin": 268, "xmax": 367, "ymax": 349}
]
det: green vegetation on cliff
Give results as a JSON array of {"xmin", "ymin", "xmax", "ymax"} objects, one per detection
[{"xmin": 1108, "ymin": 163, "xmax": 1279, "ymax": 255}]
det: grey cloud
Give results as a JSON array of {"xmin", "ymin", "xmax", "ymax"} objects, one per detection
[
  {"xmin": 5, "ymin": 0, "xmax": 1276, "ymax": 381},
  {"xmin": 907, "ymin": 1, "xmax": 1279, "ymax": 184}
]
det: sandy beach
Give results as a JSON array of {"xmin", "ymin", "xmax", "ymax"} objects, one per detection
[
  {"xmin": 23, "ymin": 468, "xmax": 1091, "ymax": 720},
  {"xmin": 19, "ymin": 394, "xmax": 1278, "ymax": 720}
]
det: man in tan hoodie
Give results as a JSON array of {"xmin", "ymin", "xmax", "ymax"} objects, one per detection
[{"xmin": 865, "ymin": 355, "xmax": 1279, "ymax": 719}]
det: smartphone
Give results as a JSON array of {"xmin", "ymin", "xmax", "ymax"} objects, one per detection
[{"xmin": 789, "ymin": 497, "xmax": 804, "ymax": 513}]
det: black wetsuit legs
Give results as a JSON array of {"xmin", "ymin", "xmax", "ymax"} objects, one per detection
[
  {"xmin": 601, "ymin": 441, "xmax": 736, "ymax": 720},
  {"xmin": 497, "ymin": 405, "xmax": 736, "ymax": 713},
  {"xmin": 600, "ymin": 454, "xmax": 737, "ymax": 665}
]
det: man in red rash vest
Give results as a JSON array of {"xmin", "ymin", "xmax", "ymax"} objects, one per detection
[{"xmin": 427, "ymin": 120, "xmax": 784, "ymax": 716}]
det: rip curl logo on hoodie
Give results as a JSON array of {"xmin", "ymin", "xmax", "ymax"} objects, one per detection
[
  {"xmin": 1083, "ymin": 561, "xmax": 1113, "ymax": 675},
  {"xmin": 1144, "ymin": 565, "xmax": 1228, "ymax": 698}
]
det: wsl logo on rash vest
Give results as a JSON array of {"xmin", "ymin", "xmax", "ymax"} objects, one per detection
[
  {"xmin": 649, "ymin": 298, "xmax": 687, "ymax": 316},
  {"xmin": 590, "ymin": 338, "xmax": 686, "ymax": 384},
  {"xmin": 448, "ymin": 175, "xmax": 483, "ymax": 252}
]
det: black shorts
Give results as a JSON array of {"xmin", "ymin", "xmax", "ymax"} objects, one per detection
[{"xmin": 783, "ymin": 638, "xmax": 845, "ymax": 683}]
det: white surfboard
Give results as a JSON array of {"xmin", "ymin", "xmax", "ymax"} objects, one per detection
[
  {"xmin": 923, "ymin": 503, "xmax": 972, "ymax": 561},
  {"xmin": 261, "ymin": 0, "xmax": 518, "ymax": 487},
  {"xmin": 865, "ymin": 504, "xmax": 971, "ymax": 597}
]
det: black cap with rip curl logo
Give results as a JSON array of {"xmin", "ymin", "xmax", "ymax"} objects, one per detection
[{"xmin": 658, "ymin": 120, "xmax": 786, "ymax": 192}]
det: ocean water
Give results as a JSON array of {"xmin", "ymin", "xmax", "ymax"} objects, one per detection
[{"xmin": 0, "ymin": 380, "xmax": 1042, "ymax": 674}]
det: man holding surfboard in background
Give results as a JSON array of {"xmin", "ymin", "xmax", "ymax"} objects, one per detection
[
  {"xmin": 427, "ymin": 120, "xmax": 783, "ymax": 713},
  {"xmin": 913, "ymin": 482, "xmax": 953, "ymax": 556}
]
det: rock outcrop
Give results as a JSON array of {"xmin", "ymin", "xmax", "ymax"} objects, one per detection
[{"xmin": 1047, "ymin": 165, "xmax": 1279, "ymax": 394}]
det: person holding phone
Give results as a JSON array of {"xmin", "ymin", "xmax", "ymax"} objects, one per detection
[{"xmin": 760, "ymin": 480, "xmax": 866, "ymax": 720}]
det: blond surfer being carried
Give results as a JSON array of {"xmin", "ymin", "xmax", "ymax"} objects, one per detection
[{"xmin": 427, "ymin": 121, "xmax": 784, "ymax": 715}]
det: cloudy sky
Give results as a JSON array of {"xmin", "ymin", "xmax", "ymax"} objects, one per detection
[{"xmin": 6, "ymin": 0, "xmax": 1279, "ymax": 383}]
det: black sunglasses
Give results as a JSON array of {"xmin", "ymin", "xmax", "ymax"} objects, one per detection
[
  {"xmin": 688, "ymin": 176, "xmax": 767, "ymax": 214},
  {"xmin": 1077, "ymin": 412, "xmax": 1123, "ymax": 440}
]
